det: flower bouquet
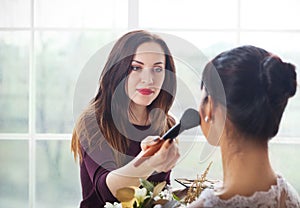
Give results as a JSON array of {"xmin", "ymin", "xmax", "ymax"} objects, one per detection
[
  {"xmin": 105, "ymin": 162, "xmax": 215, "ymax": 208},
  {"xmin": 104, "ymin": 178, "xmax": 181, "ymax": 208}
]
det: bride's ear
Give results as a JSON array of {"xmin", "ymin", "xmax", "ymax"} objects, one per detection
[{"xmin": 202, "ymin": 95, "xmax": 213, "ymax": 123}]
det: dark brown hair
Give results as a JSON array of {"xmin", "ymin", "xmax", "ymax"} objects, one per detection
[
  {"xmin": 71, "ymin": 30, "xmax": 176, "ymax": 165},
  {"xmin": 202, "ymin": 45, "xmax": 297, "ymax": 140}
]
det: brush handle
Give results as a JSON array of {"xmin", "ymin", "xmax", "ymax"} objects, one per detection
[
  {"xmin": 133, "ymin": 108, "xmax": 200, "ymax": 167},
  {"xmin": 133, "ymin": 123, "xmax": 181, "ymax": 167},
  {"xmin": 133, "ymin": 139, "xmax": 164, "ymax": 167}
]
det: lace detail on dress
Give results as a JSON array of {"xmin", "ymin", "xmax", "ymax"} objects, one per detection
[{"xmin": 189, "ymin": 175, "xmax": 300, "ymax": 208}]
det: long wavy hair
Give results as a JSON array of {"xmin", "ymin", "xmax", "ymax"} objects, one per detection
[{"xmin": 71, "ymin": 30, "xmax": 176, "ymax": 166}]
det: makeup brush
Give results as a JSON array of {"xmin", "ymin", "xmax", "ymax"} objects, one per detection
[{"xmin": 133, "ymin": 108, "xmax": 200, "ymax": 167}]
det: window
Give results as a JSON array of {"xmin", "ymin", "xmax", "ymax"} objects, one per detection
[
  {"xmin": 1, "ymin": 0, "xmax": 299, "ymax": 207},
  {"xmin": 0, "ymin": 0, "xmax": 127, "ymax": 207}
]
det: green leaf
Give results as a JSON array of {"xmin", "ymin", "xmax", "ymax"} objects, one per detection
[
  {"xmin": 172, "ymin": 193, "xmax": 181, "ymax": 201},
  {"xmin": 139, "ymin": 178, "xmax": 154, "ymax": 192},
  {"xmin": 141, "ymin": 197, "xmax": 154, "ymax": 208},
  {"xmin": 172, "ymin": 188, "xmax": 189, "ymax": 200}
]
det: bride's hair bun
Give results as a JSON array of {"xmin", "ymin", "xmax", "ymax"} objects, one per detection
[{"xmin": 260, "ymin": 56, "xmax": 297, "ymax": 99}]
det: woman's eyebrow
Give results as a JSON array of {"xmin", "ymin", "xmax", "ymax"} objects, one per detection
[
  {"xmin": 153, "ymin": 61, "xmax": 164, "ymax": 65},
  {"xmin": 132, "ymin": 60, "xmax": 164, "ymax": 65},
  {"xmin": 132, "ymin": 60, "xmax": 144, "ymax": 65}
]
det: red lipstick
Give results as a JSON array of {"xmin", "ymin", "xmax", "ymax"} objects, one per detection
[{"xmin": 137, "ymin": 88, "xmax": 154, "ymax": 95}]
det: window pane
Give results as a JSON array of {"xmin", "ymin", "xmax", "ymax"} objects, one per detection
[
  {"xmin": 35, "ymin": 31, "xmax": 121, "ymax": 133},
  {"xmin": 270, "ymin": 143, "xmax": 300, "ymax": 193},
  {"xmin": 0, "ymin": 0, "xmax": 30, "ymax": 27},
  {"xmin": 140, "ymin": 0, "xmax": 238, "ymax": 29},
  {"xmin": 240, "ymin": 32, "xmax": 300, "ymax": 137},
  {"xmin": 163, "ymin": 31, "xmax": 237, "ymax": 59},
  {"xmin": 0, "ymin": 32, "xmax": 29, "ymax": 133},
  {"xmin": 241, "ymin": 0, "xmax": 300, "ymax": 30},
  {"xmin": 36, "ymin": 140, "xmax": 81, "ymax": 208},
  {"xmin": 35, "ymin": 0, "xmax": 127, "ymax": 28},
  {"xmin": 171, "ymin": 59, "xmax": 202, "ymax": 115},
  {"xmin": 0, "ymin": 140, "xmax": 29, "ymax": 208}
]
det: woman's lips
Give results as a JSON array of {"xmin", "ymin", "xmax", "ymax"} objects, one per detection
[{"xmin": 137, "ymin": 88, "xmax": 154, "ymax": 95}]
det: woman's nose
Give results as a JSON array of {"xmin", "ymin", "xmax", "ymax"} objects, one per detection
[{"xmin": 141, "ymin": 68, "xmax": 154, "ymax": 84}]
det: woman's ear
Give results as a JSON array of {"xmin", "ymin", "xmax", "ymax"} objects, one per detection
[
  {"xmin": 207, "ymin": 96, "xmax": 214, "ymax": 121},
  {"xmin": 199, "ymin": 95, "xmax": 214, "ymax": 141},
  {"xmin": 202, "ymin": 95, "xmax": 213, "ymax": 123}
]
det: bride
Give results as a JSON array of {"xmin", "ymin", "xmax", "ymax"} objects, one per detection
[{"xmin": 189, "ymin": 45, "xmax": 300, "ymax": 207}]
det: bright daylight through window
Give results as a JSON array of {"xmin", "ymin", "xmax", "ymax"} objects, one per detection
[{"xmin": 0, "ymin": 0, "xmax": 299, "ymax": 207}]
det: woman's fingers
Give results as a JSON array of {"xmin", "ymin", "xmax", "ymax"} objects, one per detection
[
  {"xmin": 147, "ymin": 139, "xmax": 180, "ymax": 172},
  {"xmin": 140, "ymin": 136, "xmax": 180, "ymax": 173},
  {"xmin": 161, "ymin": 141, "xmax": 180, "ymax": 171},
  {"xmin": 141, "ymin": 136, "xmax": 160, "ymax": 151}
]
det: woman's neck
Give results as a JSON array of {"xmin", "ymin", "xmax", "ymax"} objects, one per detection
[
  {"xmin": 128, "ymin": 103, "xmax": 149, "ymax": 126},
  {"xmin": 218, "ymin": 135, "xmax": 277, "ymax": 199}
]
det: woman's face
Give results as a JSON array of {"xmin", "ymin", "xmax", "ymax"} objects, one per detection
[{"xmin": 126, "ymin": 42, "xmax": 166, "ymax": 107}]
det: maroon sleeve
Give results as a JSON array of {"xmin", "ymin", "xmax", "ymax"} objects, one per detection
[
  {"xmin": 80, "ymin": 138, "xmax": 171, "ymax": 207},
  {"xmin": 81, "ymin": 141, "xmax": 118, "ymax": 206}
]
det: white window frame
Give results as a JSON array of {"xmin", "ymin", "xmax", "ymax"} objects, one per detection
[{"xmin": 0, "ymin": 0, "xmax": 299, "ymax": 207}]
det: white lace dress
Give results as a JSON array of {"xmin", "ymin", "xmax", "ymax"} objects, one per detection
[{"xmin": 188, "ymin": 175, "xmax": 300, "ymax": 208}]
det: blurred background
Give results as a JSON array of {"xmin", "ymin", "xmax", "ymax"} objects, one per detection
[{"xmin": 0, "ymin": 0, "xmax": 300, "ymax": 207}]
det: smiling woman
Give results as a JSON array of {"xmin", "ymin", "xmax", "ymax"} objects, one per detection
[{"xmin": 71, "ymin": 30, "xmax": 180, "ymax": 208}]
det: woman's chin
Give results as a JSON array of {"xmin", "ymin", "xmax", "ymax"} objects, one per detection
[
  {"xmin": 132, "ymin": 100, "xmax": 153, "ymax": 107},
  {"xmin": 130, "ymin": 96, "xmax": 156, "ymax": 107}
]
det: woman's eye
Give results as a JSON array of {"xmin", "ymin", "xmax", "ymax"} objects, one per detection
[
  {"xmin": 131, "ymin": 66, "xmax": 141, "ymax": 71},
  {"xmin": 153, "ymin": 67, "xmax": 163, "ymax": 72}
]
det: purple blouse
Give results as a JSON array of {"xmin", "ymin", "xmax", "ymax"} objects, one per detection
[{"xmin": 78, "ymin": 125, "xmax": 171, "ymax": 208}]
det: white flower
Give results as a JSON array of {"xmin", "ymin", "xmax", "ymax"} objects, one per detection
[
  {"xmin": 153, "ymin": 188, "xmax": 172, "ymax": 201},
  {"xmin": 104, "ymin": 202, "xmax": 122, "ymax": 208},
  {"xmin": 134, "ymin": 187, "xmax": 148, "ymax": 204},
  {"xmin": 161, "ymin": 189, "xmax": 172, "ymax": 199}
]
